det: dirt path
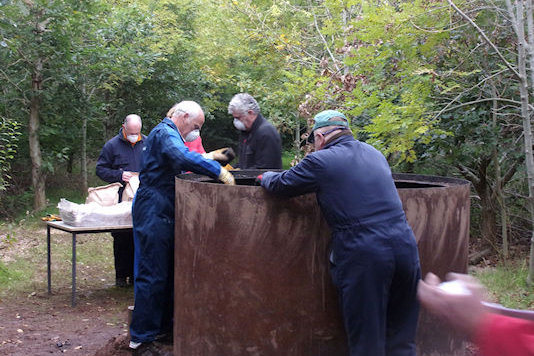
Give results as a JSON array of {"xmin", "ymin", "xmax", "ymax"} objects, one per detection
[
  {"xmin": 0, "ymin": 287, "xmax": 132, "ymax": 355},
  {"xmin": 0, "ymin": 224, "xmax": 135, "ymax": 355}
]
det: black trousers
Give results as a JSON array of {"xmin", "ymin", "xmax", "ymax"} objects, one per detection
[{"xmin": 111, "ymin": 231, "xmax": 134, "ymax": 279}]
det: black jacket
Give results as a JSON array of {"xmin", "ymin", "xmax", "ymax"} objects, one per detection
[
  {"xmin": 237, "ymin": 114, "xmax": 282, "ymax": 169},
  {"xmin": 96, "ymin": 128, "xmax": 146, "ymax": 185}
]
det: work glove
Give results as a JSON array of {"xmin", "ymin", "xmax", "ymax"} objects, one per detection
[
  {"xmin": 254, "ymin": 174, "xmax": 263, "ymax": 186},
  {"xmin": 218, "ymin": 167, "xmax": 236, "ymax": 185},
  {"xmin": 203, "ymin": 147, "xmax": 236, "ymax": 166}
]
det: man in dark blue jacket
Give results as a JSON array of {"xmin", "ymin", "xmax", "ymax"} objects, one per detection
[
  {"xmin": 259, "ymin": 110, "xmax": 421, "ymax": 356},
  {"xmin": 129, "ymin": 101, "xmax": 235, "ymax": 355},
  {"xmin": 96, "ymin": 114, "xmax": 145, "ymax": 287},
  {"xmin": 228, "ymin": 93, "xmax": 282, "ymax": 169}
]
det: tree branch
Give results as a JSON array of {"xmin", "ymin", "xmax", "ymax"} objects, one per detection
[
  {"xmin": 447, "ymin": 0, "xmax": 521, "ymax": 79},
  {"xmin": 502, "ymin": 157, "xmax": 522, "ymax": 187},
  {"xmin": 456, "ymin": 163, "xmax": 480, "ymax": 185},
  {"xmin": 309, "ymin": 0, "xmax": 340, "ymax": 73},
  {"xmin": 437, "ymin": 97, "xmax": 534, "ymax": 114},
  {"xmin": 432, "ymin": 68, "xmax": 509, "ymax": 121}
]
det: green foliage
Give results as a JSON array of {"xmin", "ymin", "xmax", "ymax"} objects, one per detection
[
  {"xmin": 0, "ymin": 116, "xmax": 21, "ymax": 192},
  {"xmin": 473, "ymin": 262, "xmax": 534, "ymax": 310},
  {"xmin": 0, "ymin": 260, "xmax": 25, "ymax": 291},
  {"xmin": 338, "ymin": 1, "xmax": 450, "ymax": 163},
  {"xmin": 0, "ymin": 188, "xmax": 35, "ymax": 221}
]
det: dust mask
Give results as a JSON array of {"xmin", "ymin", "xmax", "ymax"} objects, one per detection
[
  {"xmin": 127, "ymin": 135, "xmax": 138, "ymax": 143},
  {"xmin": 185, "ymin": 129, "xmax": 200, "ymax": 142},
  {"xmin": 233, "ymin": 118, "xmax": 247, "ymax": 131}
]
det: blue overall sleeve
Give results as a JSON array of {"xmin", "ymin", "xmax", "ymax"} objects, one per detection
[
  {"xmin": 160, "ymin": 126, "xmax": 221, "ymax": 179},
  {"xmin": 261, "ymin": 154, "xmax": 320, "ymax": 197}
]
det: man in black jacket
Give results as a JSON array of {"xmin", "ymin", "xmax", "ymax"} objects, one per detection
[
  {"xmin": 96, "ymin": 114, "xmax": 145, "ymax": 287},
  {"xmin": 228, "ymin": 93, "xmax": 282, "ymax": 169}
]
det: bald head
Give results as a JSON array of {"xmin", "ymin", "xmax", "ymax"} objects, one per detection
[
  {"xmin": 167, "ymin": 101, "xmax": 203, "ymax": 121},
  {"xmin": 123, "ymin": 114, "xmax": 142, "ymax": 138},
  {"xmin": 124, "ymin": 114, "xmax": 141, "ymax": 126},
  {"xmin": 167, "ymin": 101, "xmax": 205, "ymax": 138}
]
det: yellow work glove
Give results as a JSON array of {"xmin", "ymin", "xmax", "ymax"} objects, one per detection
[
  {"xmin": 218, "ymin": 167, "xmax": 235, "ymax": 185},
  {"xmin": 203, "ymin": 147, "xmax": 236, "ymax": 166}
]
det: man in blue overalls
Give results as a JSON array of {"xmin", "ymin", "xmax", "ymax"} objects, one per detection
[
  {"xmin": 258, "ymin": 110, "xmax": 421, "ymax": 356},
  {"xmin": 129, "ymin": 101, "xmax": 235, "ymax": 355}
]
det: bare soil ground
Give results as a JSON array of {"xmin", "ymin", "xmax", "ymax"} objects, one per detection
[
  {"xmin": 0, "ymin": 288, "xmax": 131, "ymax": 355},
  {"xmin": 0, "ymin": 223, "xmax": 137, "ymax": 355}
]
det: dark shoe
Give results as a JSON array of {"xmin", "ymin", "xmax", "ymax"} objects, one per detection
[
  {"xmin": 115, "ymin": 277, "xmax": 127, "ymax": 288},
  {"xmin": 131, "ymin": 341, "xmax": 172, "ymax": 356},
  {"xmin": 155, "ymin": 332, "xmax": 172, "ymax": 344}
]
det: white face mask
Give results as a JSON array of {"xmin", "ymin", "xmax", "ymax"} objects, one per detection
[
  {"xmin": 233, "ymin": 118, "xmax": 247, "ymax": 131},
  {"xmin": 184, "ymin": 129, "xmax": 200, "ymax": 142},
  {"xmin": 127, "ymin": 134, "xmax": 138, "ymax": 143}
]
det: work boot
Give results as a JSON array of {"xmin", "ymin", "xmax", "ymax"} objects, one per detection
[
  {"xmin": 115, "ymin": 277, "xmax": 127, "ymax": 288},
  {"xmin": 155, "ymin": 332, "xmax": 172, "ymax": 344},
  {"xmin": 130, "ymin": 341, "xmax": 172, "ymax": 356}
]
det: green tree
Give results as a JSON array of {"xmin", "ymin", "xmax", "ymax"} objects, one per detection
[
  {"xmin": 0, "ymin": 0, "xmax": 83, "ymax": 210},
  {"xmin": 0, "ymin": 116, "xmax": 21, "ymax": 193}
]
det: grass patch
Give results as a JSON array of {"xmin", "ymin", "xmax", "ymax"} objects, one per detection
[
  {"xmin": 0, "ymin": 218, "xmax": 116, "ymax": 300},
  {"xmin": 0, "ymin": 260, "xmax": 26, "ymax": 291},
  {"xmin": 471, "ymin": 261, "xmax": 534, "ymax": 310},
  {"xmin": 282, "ymin": 150, "xmax": 305, "ymax": 169}
]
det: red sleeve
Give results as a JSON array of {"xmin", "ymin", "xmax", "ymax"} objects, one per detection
[
  {"xmin": 184, "ymin": 137, "xmax": 206, "ymax": 154},
  {"xmin": 475, "ymin": 314, "xmax": 534, "ymax": 356}
]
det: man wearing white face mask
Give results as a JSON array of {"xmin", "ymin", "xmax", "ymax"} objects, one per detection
[
  {"xmin": 228, "ymin": 93, "xmax": 282, "ymax": 169},
  {"xmin": 129, "ymin": 101, "xmax": 234, "ymax": 355},
  {"xmin": 96, "ymin": 113, "xmax": 146, "ymax": 288}
]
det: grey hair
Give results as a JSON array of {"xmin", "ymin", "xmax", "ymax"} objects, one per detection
[
  {"xmin": 167, "ymin": 101, "xmax": 203, "ymax": 121},
  {"xmin": 124, "ymin": 114, "xmax": 142, "ymax": 127},
  {"xmin": 228, "ymin": 93, "xmax": 260, "ymax": 116}
]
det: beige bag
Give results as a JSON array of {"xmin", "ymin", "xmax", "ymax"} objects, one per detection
[
  {"xmin": 121, "ymin": 174, "xmax": 140, "ymax": 202},
  {"xmin": 85, "ymin": 182, "xmax": 122, "ymax": 206}
]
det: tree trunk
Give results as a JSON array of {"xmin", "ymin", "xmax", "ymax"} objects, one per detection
[
  {"xmin": 79, "ymin": 82, "xmax": 89, "ymax": 194},
  {"xmin": 81, "ymin": 113, "xmax": 88, "ymax": 194},
  {"xmin": 491, "ymin": 86, "xmax": 509, "ymax": 258},
  {"xmin": 513, "ymin": 0, "xmax": 534, "ymax": 285},
  {"xmin": 29, "ymin": 58, "xmax": 46, "ymax": 211},
  {"xmin": 478, "ymin": 182, "xmax": 498, "ymax": 245}
]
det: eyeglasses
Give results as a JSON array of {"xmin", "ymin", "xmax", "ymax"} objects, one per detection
[{"xmin": 307, "ymin": 127, "xmax": 347, "ymax": 144}]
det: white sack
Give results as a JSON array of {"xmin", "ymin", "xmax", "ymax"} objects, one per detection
[
  {"xmin": 85, "ymin": 182, "xmax": 122, "ymax": 206},
  {"xmin": 121, "ymin": 174, "xmax": 140, "ymax": 202},
  {"xmin": 58, "ymin": 198, "xmax": 132, "ymax": 227}
]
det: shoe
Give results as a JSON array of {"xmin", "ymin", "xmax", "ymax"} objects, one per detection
[
  {"xmin": 130, "ymin": 341, "xmax": 172, "ymax": 356},
  {"xmin": 115, "ymin": 277, "xmax": 128, "ymax": 288},
  {"xmin": 155, "ymin": 332, "xmax": 172, "ymax": 344}
]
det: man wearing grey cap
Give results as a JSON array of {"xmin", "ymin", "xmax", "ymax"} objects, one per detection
[{"xmin": 257, "ymin": 109, "xmax": 421, "ymax": 356}]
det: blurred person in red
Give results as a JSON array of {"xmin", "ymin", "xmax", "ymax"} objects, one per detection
[
  {"xmin": 418, "ymin": 272, "xmax": 534, "ymax": 356},
  {"xmin": 184, "ymin": 136, "xmax": 206, "ymax": 154},
  {"xmin": 166, "ymin": 106, "xmax": 234, "ymax": 167}
]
